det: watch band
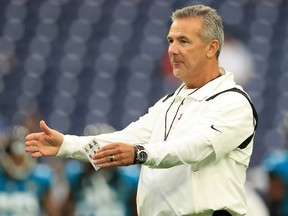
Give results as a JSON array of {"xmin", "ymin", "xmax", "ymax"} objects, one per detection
[{"xmin": 133, "ymin": 145, "xmax": 137, "ymax": 164}]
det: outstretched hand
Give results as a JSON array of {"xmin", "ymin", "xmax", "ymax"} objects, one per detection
[{"xmin": 25, "ymin": 120, "xmax": 64, "ymax": 158}]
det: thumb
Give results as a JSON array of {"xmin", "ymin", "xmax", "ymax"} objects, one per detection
[{"xmin": 40, "ymin": 120, "xmax": 52, "ymax": 135}]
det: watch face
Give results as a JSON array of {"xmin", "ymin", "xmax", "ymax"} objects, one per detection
[{"xmin": 138, "ymin": 150, "xmax": 147, "ymax": 163}]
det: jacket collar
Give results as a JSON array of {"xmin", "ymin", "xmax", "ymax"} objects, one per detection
[{"xmin": 174, "ymin": 68, "xmax": 237, "ymax": 101}]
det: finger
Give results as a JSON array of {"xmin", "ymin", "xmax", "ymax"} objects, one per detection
[
  {"xmin": 94, "ymin": 155, "xmax": 118, "ymax": 168},
  {"xmin": 25, "ymin": 145, "xmax": 38, "ymax": 153},
  {"xmin": 93, "ymin": 157, "xmax": 108, "ymax": 165},
  {"xmin": 25, "ymin": 147, "xmax": 32, "ymax": 153},
  {"xmin": 25, "ymin": 132, "xmax": 42, "ymax": 141},
  {"xmin": 96, "ymin": 153, "xmax": 117, "ymax": 163},
  {"xmin": 25, "ymin": 139, "xmax": 39, "ymax": 147},
  {"xmin": 96, "ymin": 162, "xmax": 115, "ymax": 168},
  {"xmin": 93, "ymin": 149, "xmax": 115, "ymax": 159},
  {"xmin": 96, "ymin": 143, "xmax": 117, "ymax": 153},
  {"xmin": 40, "ymin": 120, "xmax": 52, "ymax": 135},
  {"xmin": 32, "ymin": 151, "xmax": 44, "ymax": 158},
  {"xmin": 25, "ymin": 146, "xmax": 29, "ymax": 152}
]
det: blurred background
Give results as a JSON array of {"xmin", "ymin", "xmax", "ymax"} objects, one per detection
[{"xmin": 0, "ymin": 0, "xmax": 288, "ymax": 215}]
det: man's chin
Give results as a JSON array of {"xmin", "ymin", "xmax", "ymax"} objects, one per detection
[{"xmin": 172, "ymin": 69, "xmax": 182, "ymax": 78}]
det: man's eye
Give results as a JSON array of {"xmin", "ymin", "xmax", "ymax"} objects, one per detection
[
  {"xmin": 181, "ymin": 40, "xmax": 187, "ymax": 44},
  {"xmin": 167, "ymin": 40, "xmax": 173, "ymax": 44}
]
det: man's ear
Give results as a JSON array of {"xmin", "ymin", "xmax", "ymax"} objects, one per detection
[{"xmin": 207, "ymin": 40, "xmax": 219, "ymax": 58}]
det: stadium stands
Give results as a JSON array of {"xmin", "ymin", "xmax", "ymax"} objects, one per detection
[{"xmin": 0, "ymin": 0, "xmax": 287, "ymax": 166}]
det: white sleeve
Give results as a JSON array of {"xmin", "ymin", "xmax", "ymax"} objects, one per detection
[
  {"xmin": 56, "ymin": 135, "xmax": 94, "ymax": 161},
  {"xmin": 143, "ymin": 132, "xmax": 214, "ymax": 168},
  {"xmin": 56, "ymin": 131, "xmax": 145, "ymax": 161}
]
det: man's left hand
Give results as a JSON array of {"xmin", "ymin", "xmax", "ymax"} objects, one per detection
[{"xmin": 93, "ymin": 143, "xmax": 135, "ymax": 168}]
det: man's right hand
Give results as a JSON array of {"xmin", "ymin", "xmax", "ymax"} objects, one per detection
[{"xmin": 25, "ymin": 120, "xmax": 64, "ymax": 158}]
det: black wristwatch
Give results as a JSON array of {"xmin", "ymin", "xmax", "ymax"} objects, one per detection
[{"xmin": 133, "ymin": 145, "xmax": 148, "ymax": 164}]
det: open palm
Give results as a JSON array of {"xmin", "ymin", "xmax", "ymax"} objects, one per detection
[{"xmin": 25, "ymin": 120, "xmax": 64, "ymax": 158}]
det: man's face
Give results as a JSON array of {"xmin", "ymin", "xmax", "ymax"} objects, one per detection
[{"xmin": 167, "ymin": 17, "xmax": 210, "ymax": 84}]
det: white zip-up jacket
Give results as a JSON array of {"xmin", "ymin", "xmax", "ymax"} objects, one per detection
[{"xmin": 57, "ymin": 69, "xmax": 256, "ymax": 216}]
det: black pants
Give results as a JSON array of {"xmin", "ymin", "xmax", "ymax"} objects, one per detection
[{"xmin": 212, "ymin": 210, "xmax": 232, "ymax": 216}]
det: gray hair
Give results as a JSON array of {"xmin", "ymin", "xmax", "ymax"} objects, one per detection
[{"xmin": 171, "ymin": 5, "xmax": 224, "ymax": 58}]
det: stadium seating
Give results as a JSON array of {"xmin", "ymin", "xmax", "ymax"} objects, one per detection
[{"xmin": 0, "ymin": 0, "xmax": 287, "ymax": 166}]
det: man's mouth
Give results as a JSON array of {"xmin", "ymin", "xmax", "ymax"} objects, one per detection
[{"xmin": 172, "ymin": 61, "xmax": 182, "ymax": 65}]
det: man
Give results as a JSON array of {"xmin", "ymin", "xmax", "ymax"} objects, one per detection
[{"xmin": 25, "ymin": 5, "xmax": 257, "ymax": 216}]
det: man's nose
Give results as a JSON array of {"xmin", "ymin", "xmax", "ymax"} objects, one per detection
[{"xmin": 168, "ymin": 43, "xmax": 179, "ymax": 55}]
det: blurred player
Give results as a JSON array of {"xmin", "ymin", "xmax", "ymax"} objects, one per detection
[
  {"xmin": 263, "ymin": 150, "xmax": 288, "ymax": 216},
  {"xmin": 0, "ymin": 125, "xmax": 59, "ymax": 216}
]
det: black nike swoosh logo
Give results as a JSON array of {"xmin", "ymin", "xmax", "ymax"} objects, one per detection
[{"xmin": 211, "ymin": 125, "xmax": 222, "ymax": 133}]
